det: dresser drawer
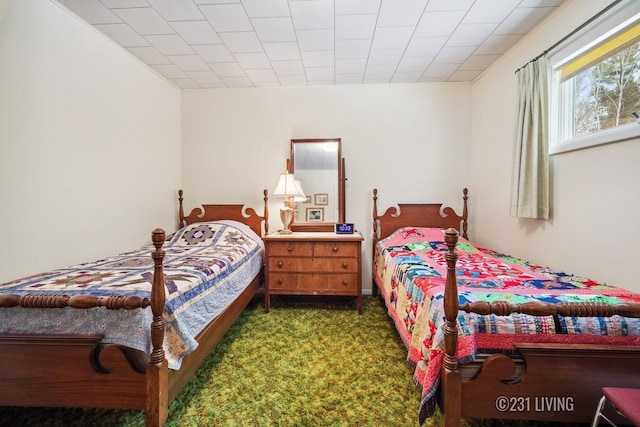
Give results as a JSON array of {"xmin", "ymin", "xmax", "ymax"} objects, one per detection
[
  {"xmin": 313, "ymin": 242, "xmax": 359, "ymax": 257},
  {"xmin": 268, "ymin": 241, "xmax": 313, "ymax": 256},
  {"xmin": 269, "ymin": 257, "xmax": 359, "ymax": 273},
  {"xmin": 269, "ymin": 273, "xmax": 359, "ymax": 294}
]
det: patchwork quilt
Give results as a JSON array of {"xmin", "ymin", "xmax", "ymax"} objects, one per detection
[
  {"xmin": 0, "ymin": 220, "xmax": 264, "ymax": 369},
  {"xmin": 373, "ymin": 227, "xmax": 640, "ymax": 424}
]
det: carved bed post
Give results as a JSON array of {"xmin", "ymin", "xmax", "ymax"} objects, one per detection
[
  {"xmin": 263, "ymin": 189, "xmax": 269, "ymax": 235},
  {"xmin": 461, "ymin": 188, "xmax": 468, "ymax": 239},
  {"xmin": 146, "ymin": 228, "xmax": 168, "ymax": 427},
  {"xmin": 442, "ymin": 228, "xmax": 462, "ymax": 427},
  {"xmin": 372, "ymin": 188, "xmax": 379, "ymax": 297},
  {"xmin": 178, "ymin": 190, "xmax": 186, "ymax": 229}
]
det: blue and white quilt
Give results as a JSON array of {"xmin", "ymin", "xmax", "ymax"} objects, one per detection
[{"xmin": 0, "ymin": 220, "xmax": 264, "ymax": 369}]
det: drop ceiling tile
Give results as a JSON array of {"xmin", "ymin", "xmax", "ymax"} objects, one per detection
[
  {"xmin": 405, "ymin": 37, "xmax": 447, "ymax": 57},
  {"xmin": 364, "ymin": 65, "xmax": 395, "ymax": 80},
  {"xmin": 245, "ymin": 68, "xmax": 279, "ymax": 84},
  {"xmin": 367, "ymin": 49, "xmax": 403, "ymax": 66},
  {"xmin": 396, "ymin": 55, "xmax": 433, "ymax": 72},
  {"xmin": 459, "ymin": 54, "xmax": 501, "ymax": 70},
  {"xmin": 222, "ymin": 76, "xmax": 254, "ymax": 87},
  {"xmin": 301, "ymin": 50, "xmax": 334, "ymax": 67},
  {"xmin": 150, "ymin": 64, "xmax": 188, "ymax": 79},
  {"xmin": 112, "ymin": 7, "xmax": 174, "ymax": 35},
  {"xmin": 192, "ymin": 44, "xmax": 235, "ymax": 62},
  {"xmin": 447, "ymin": 23, "xmax": 497, "ymax": 47},
  {"xmin": 278, "ymin": 75, "xmax": 307, "ymax": 86},
  {"xmin": 168, "ymin": 54, "xmax": 211, "ymax": 71},
  {"xmin": 194, "ymin": 0, "xmax": 240, "ymax": 4},
  {"xmin": 145, "ymin": 0, "xmax": 204, "ymax": 21},
  {"xmin": 421, "ymin": 63, "xmax": 459, "ymax": 78},
  {"xmin": 305, "ymin": 67, "xmax": 334, "ymax": 81},
  {"xmin": 126, "ymin": 46, "xmax": 172, "ymax": 64},
  {"xmin": 297, "ymin": 29, "xmax": 334, "ymax": 51},
  {"xmin": 253, "ymin": 18, "xmax": 296, "ymax": 42},
  {"xmin": 145, "ymin": 34, "xmax": 194, "ymax": 55},
  {"xmin": 272, "ymin": 60, "xmax": 305, "ymax": 75},
  {"xmin": 187, "ymin": 70, "xmax": 223, "ymax": 84},
  {"xmin": 335, "ymin": 73, "xmax": 364, "ymax": 84},
  {"xmin": 335, "ymin": 14, "xmax": 376, "ymax": 40},
  {"xmin": 448, "ymin": 69, "xmax": 483, "ymax": 81},
  {"xmin": 243, "ymin": 0, "xmax": 290, "ymax": 18},
  {"xmin": 290, "ymin": 0, "xmax": 334, "ymax": 30},
  {"xmin": 95, "ymin": 23, "xmax": 150, "ymax": 47},
  {"xmin": 99, "ymin": 0, "xmax": 149, "ymax": 7},
  {"xmin": 414, "ymin": 11, "xmax": 465, "ymax": 37},
  {"xmin": 495, "ymin": 7, "xmax": 556, "ymax": 35},
  {"xmin": 335, "ymin": 40, "xmax": 371, "ymax": 59},
  {"xmin": 209, "ymin": 62, "xmax": 245, "ymax": 76},
  {"xmin": 424, "ymin": 0, "xmax": 474, "ymax": 12},
  {"xmin": 199, "ymin": 4, "xmax": 252, "ymax": 32},
  {"xmin": 234, "ymin": 52, "xmax": 271, "ymax": 68},
  {"xmin": 335, "ymin": 0, "xmax": 381, "ymax": 15},
  {"xmin": 372, "ymin": 27, "xmax": 413, "ymax": 49},
  {"xmin": 377, "ymin": 0, "xmax": 426, "ymax": 27},
  {"xmin": 433, "ymin": 45, "xmax": 476, "ymax": 63},
  {"xmin": 168, "ymin": 78, "xmax": 201, "ymax": 88},
  {"xmin": 169, "ymin": 21, "xmax": 222, "ymax": 45},
  {"xmin": 335, "ymin": 58, "xmax": 367, "ymax": 74},
  {"xmin": 475, "ymin": 34, "xmax": 521, "ymax": 54},
  {"xmin": 519, "ymin": 0, "xmax": 564, "ymax": 7},
  {"xmin": 263, "ymin": 42, "xmax": 301, "ymax": 61},
  {"xmin": 57, "ymin": 0, "xmax": 123, "ymax": 24},
  {"xmin": 463, "ymin": 0, "xmax": 521, "ymax": 24},
  {"xmin": 219, "ymin": 32, "xmax": 263, "ymax": 53},
  {"xmin": 391, "ymin": 71, "xmax": 423, "ymax": 82}
]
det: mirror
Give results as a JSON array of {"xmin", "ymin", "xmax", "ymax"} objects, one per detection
[{"xmin": 290, "ymin": 138, "xmax": 345, "ymax": 232}]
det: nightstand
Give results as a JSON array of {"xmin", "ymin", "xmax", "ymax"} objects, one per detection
[{"xmin": 263, "ymin": 231, "xmax": 364, "ymax": 314}]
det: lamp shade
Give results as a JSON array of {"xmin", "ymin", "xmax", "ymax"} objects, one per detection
[
  {"xmin": 293, "ymin": 180, "xmax": 307, "ymax": 202},
  {"xmin": 273, "ymin": 172, "xmax": 305, "ymax": 198}
]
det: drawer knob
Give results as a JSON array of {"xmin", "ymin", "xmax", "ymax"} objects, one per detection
[
  {"xmin": 332, "ymin": 246, "xmax": 339, "ymax": 252},
  {"xmin": 342, "ymin": 280, "xmax": 349, "ymax": 286},
  {"xmin": 277, "ymin": 278, "xmax": 284, "ymax": 284},
  {"xmin": 342, "ymin": 262, "xmax": 348, "ymax": 269},
  {"xmin": 277, "ymin": 261, "xmax": 284, "ymax": 268},
  {"xmin": 287, "ymin": 246, "xmax": 294, "ymax": 252}
]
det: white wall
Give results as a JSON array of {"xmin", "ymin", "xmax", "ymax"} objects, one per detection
[
  {"xmin": 471, "ymin": 0, "xmax": 640, "ymax": 292},
  {"xmin": 181, "ymin": 83, "xmax": 471, "ymax": 292},
  {"xmin": 0, "ymin": 0, "xmax": 182, "ymax": 283}
]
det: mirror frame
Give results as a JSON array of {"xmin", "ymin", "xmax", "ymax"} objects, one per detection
[{"xmin": 290, "ymin": 138, "xmax": 345, "ymax": 232}]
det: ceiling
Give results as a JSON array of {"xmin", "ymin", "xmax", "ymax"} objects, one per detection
[{"xmin": 54, "ymin": 0, "xmax": 566, "ymax": 90}]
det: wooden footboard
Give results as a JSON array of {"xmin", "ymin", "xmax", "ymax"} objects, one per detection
[
  {"xmin": 441, "ymin": 228, "xmax": 640, "ymax": 427},
  {"xmin": 0, "ymin": 228, "xmax": 169, "ymax": 426}
]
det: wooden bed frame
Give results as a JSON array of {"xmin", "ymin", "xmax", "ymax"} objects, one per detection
[
  {"xmin": 372, "ymin": 188, "xmax": 640, "ymax": 427},
  {"xmin": 0, "ymin": 189, "xmax": 269, "ymax": 426}
]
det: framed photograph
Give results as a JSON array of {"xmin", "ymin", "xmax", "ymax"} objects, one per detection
[
  {"xmin": 303, "ymin": 195, "xmax": 312, "ymax": 204},
  {"xmin": 306, "ymin": 207, "xmax": 324, "ymax": 222},
  {"xmin": 314, "ymin": 193, "xmax": 328, "ymax": 205}
]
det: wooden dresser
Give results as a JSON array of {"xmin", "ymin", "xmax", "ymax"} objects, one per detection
[{"xmin": 263, "ymin": 231, "xmax": 364, "ymax": 314}]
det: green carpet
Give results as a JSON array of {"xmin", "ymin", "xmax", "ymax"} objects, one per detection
[{"xmin": 0, "ymin": 295, "xmax": 585, "ymax": 426}]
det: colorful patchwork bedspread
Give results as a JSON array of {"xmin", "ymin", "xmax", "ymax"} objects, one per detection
[
  {"xmin": 373, "ymin": 227, "xmax": 640, "ymax": 424},
  {"xmin": 0, "ymin": 220, "xmax": 264, "ymax": 370}
]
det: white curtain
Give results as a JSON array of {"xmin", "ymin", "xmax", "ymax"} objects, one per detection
[{"xmin": 510, "ymin": 55, "xmax": 549, "ymax": 219}]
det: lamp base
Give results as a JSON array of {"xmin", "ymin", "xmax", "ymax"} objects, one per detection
[{"xmin": 279, "ymin": 207, "xmax": 294, "ymax": 234}]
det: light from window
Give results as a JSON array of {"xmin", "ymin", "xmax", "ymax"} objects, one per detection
[
  {"xmin": 571, "ymin": 39, "xmax": 640, "ymax": 137},
  {"xmin": 549, "ymin": 1, "xmax": 640, "ymax": 154}
]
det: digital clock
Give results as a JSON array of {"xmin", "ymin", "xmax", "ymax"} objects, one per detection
[{"xmin": 335, "ymin": 223, "xmax": 355, "ymax": 234}]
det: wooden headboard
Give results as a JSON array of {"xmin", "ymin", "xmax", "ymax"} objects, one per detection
[
  {"xmin": 372, "ymin": 188, "xmax": 468, "ymax": 242},
  {"xmin": 178, "ymin": 189, "xmax": 269, "ymax": 237}
]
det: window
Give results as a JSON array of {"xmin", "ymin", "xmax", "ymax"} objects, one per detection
[{"xmin": 549, "ymin": 0, "xmax": 640, "ymax": 154}]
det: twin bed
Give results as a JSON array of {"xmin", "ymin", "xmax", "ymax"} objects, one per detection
[
  {"xmin": 0, "ymin": 190, "xmax": 269, "ymax": 426},
  {"xmin": 372, "ymin": 188, "xmax": 640, "ymax": 426}
]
